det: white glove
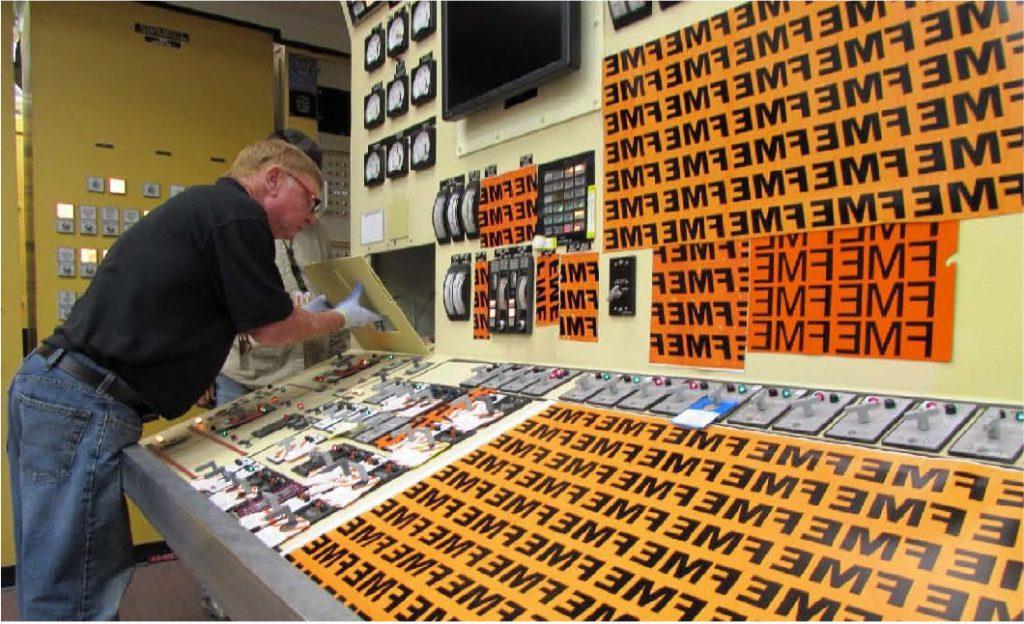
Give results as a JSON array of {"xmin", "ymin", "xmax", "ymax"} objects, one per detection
[
  {"xmin": 334, "ymin": 283, "xmax": 383, "ymax": 329},
  {"xmin": 302, "ymin": 294, "xmax": 332, "ymax": 313}
]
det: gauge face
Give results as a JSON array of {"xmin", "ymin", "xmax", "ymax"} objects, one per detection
[
  {"xmin": 365, "ymin": 32, "xmax": 382, "ymax": 65},
  {"xmin": 412, "ymin": 64, "xmax": 431, "ymax": 100},
  {"xmin": 387, "ymin": 15, "xmax": 406, "ymax": 51},
  {"xmin": 412, "ymin": 131, "xmax": 430, "ymax": 164},
  {"xmin": 387, "ymin": 80, "xmax": 406, "ymax": 112},
  {"xmin": 387, "ymin": 142, "xmax": 404, "ymax": 171},
  {"xmin": 462, "ymin": 188, "xmax": 476, "ymax": 213},
  {"xmin": 447, "ymin": 192, "xmax": 461, "ymax": 213},
  {"xmin": 364, "ymin": 93, "xmax": 381, "ymax": 124},
  {"xmin": 462, "ymin": 186, "xmax": 479, "ymax": 236},
  {"xmin": 411, "ymin": 1, "xmax": 433, "ymax": 38},
  {"xmin": 446, "ymin": 190, "xmax": 462, "ymax": 235},
  {"xmin": 433, "ymin": 191, "xmax": 448, "ymax": 241},
  {"xmin": 365, "ymin": 152, "xmax": 381, "ymax": 182}
]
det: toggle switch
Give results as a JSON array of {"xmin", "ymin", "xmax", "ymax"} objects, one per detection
[
  {"xmin": 949, "ymin": 406, "xmax": 1024, "ymax": 463},
  {"xmin": 774, "ymin": 391, "xmax": 854, "ymax": 434},
  {"xmin": 755, "ymin": 394, "xmax": 770, "ymax": 411},
  {"xmin": 986, "ymin": 413, "xmax": 1003, "ymax": 440},
  {"xmin": 846, "ymin": 401, "xmax": 881, "ymax": 424},
  {"xmin": 883, "ymin": 401, "xmax": 974, "ymax": 452},
  {"xmin": 792, "ymin": 397, "xmax": 820, "ymax": 418},
  {"xmin": 910, "ymin": 407, "xmax": 939, "ymax": 431}
]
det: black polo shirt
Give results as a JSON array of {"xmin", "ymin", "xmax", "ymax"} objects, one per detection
[{"xmin": 48, "ymin": 177, "xmax": 294, "ymax": 418}]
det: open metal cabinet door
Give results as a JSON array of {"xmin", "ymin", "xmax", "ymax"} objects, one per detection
[{"xmin": 304, "ymin": 255, "xmax": 430, "ymax": 356}]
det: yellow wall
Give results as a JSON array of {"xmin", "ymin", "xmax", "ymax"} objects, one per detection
[
  {"xmin": 345, "ymin": 1, "xmax": 1023, "ymax": 406},
  {"xmin": 7, "ymin": 1, "xmax": 275, "ymax": 557},
  {"xmin": 2, "ymin": 0, "xmax": 26, "ymax": 568}
]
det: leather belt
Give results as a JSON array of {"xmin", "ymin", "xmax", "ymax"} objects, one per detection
[{"xmin": 35, "ymin": 344, "xmax": 158, "ymax": 421}]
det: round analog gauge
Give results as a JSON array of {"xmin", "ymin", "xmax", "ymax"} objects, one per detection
[
  {"xmin": 461, "ymin": 186, "xmax": 478, "ymax": 234},
  {"xmin": 388, "ymin": 15, "xmax": 406, "ymax": 50},
  {"xmin": 461, "ymin": 187, "xmax": 476, "ymax": 214},
  {"xmin": 387, "ymin": 142, "xmax": 405, "ymax": 171},
  {"xmin": 365, "ymin": 152, "xmax": 381, "ymax": 182},
  {"xmin": 365, "ymin": 32, "xmax": 382, "ymax": 64},
  {"xmin": 412, "ymin": 64, "xmax": 431, "ymax": 100},
  {"xmin": 412, "ymin": 1, "xmax": 432, "ymax": 36},
  {"xmin": 446, "ymin": 190, "xmax": 461, "ymax": 227},
  {"xmin": 365, "ymin": 93, "xmax": 381, "ymax": 123},
  {"xmin": 412, "ymin": 130, "xmax": 431, "ymax": 164},
  {"xmin": 388, "ymin": 80, "xmax": 406, "ymax": 111}
]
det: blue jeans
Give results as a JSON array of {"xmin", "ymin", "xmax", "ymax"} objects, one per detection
[
  {"xmin": 214, "ymin": 373, "xmax": 251, "ymax": 406},
  {"xmin": 6, "ymin": 352, "xmax": 144, "ymax": 620}
]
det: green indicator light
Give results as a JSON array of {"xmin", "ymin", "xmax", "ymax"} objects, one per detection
[
  {"xmin": 602, "ymin": 373, "xmax": 611, "ymax": 380},
  {"xmin": 279, "ymin": 387, "xmax": 287, "ymax": 392},
  {"xmin": 387, "ymin": 355, "xmax": 394, "ymax": 360},
  {"xmin": 1017, "ymin": 412, "xmax": 1023, "ymax": 421},
  {"xmin": 633, "ymin": 376, "xmax": 641, "ymax": 383},
  {"xmin": 220, "ymin": 431, "xmax": 228, "ymax": 437},
  {"xmin": 782, "ymin": 389, "xmax": 792, "ymax": 398},
  {"xmin": 738, "ymin": 384, "xmax": 747, "ymax": 393}
]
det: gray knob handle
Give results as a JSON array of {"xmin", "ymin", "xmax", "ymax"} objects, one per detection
[{"xmin": 907, "ymin": 408, "xmax": 939, "ymax": 431}]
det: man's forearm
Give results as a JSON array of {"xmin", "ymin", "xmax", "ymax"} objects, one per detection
[{"xmin": 249, "ymin": 306, "xmax": 346, "ymax": 346}]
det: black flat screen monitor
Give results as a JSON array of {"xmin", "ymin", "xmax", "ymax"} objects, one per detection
[{"xmin": 442, "ymin": 1, "xmax": 580, "ymax": 121}]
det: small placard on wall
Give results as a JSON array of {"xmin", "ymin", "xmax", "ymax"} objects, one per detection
[{"xmin": 360, "ymin": 211, "xmax": 384, "ymax": 245}]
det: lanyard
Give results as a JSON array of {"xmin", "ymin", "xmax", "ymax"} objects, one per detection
[{"xmin": 284, "ymin": 240, "xmax": 309, "ymax": 292}]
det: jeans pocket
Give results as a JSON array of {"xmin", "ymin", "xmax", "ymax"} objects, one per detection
[{"xmin": 14, "ymin": 392, "xmax": 91, "ymax": 483}]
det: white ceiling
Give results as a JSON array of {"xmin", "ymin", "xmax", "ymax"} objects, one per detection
[{"xmin": 166, "ymin": 1, "xmax": 351, "ymax": 54}]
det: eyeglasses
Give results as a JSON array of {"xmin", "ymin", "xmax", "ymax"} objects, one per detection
[{"xmin": 283, "ymin": 171, "xmax": 323, "ymax": 215}]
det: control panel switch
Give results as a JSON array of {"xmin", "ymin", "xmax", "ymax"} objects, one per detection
[
  {"xmin": 949, "ymin": 406, "xmax": 1024, "ymax": 463},
  {"xmin": 774, "ymin": 391, "xmax": 854, "ymax": 434},
  {"xmin": 882, "ymin": 401, "xmax": 976, "ymax": 452}
]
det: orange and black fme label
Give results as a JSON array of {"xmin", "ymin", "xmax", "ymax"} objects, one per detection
[
  {"xmin": 748, "ymin": 221, "xmax": 958, "ymax": 361},
  {"xmin": 650, "ymin": 240, "xmax": 750, "ymax": 369},
  {"xmin": 473, "ymin": 260, "xmax": 490, "ymax": 340},
  {"xmin": 558, "ymin": 252, "xmax": 599, "ymax": 342},
  {"xmin": 602, "ymin": 1, "xmax": 1024, "ymax": 251},
  {"xmin": 478, "ymin": 166, "xmax": 538, "ymax": 248},
  {"xmin": 288, "ymin": 403, "xmax": 1023, "ymax": 621},
  {"xmin": 534, "ymin": 253, "xmax": 560, "ymax": 327}
]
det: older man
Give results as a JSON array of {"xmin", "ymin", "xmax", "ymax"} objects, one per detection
[{"xmin": 5, "ymin": 139, "xmax": 378, "ymax": 619}]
